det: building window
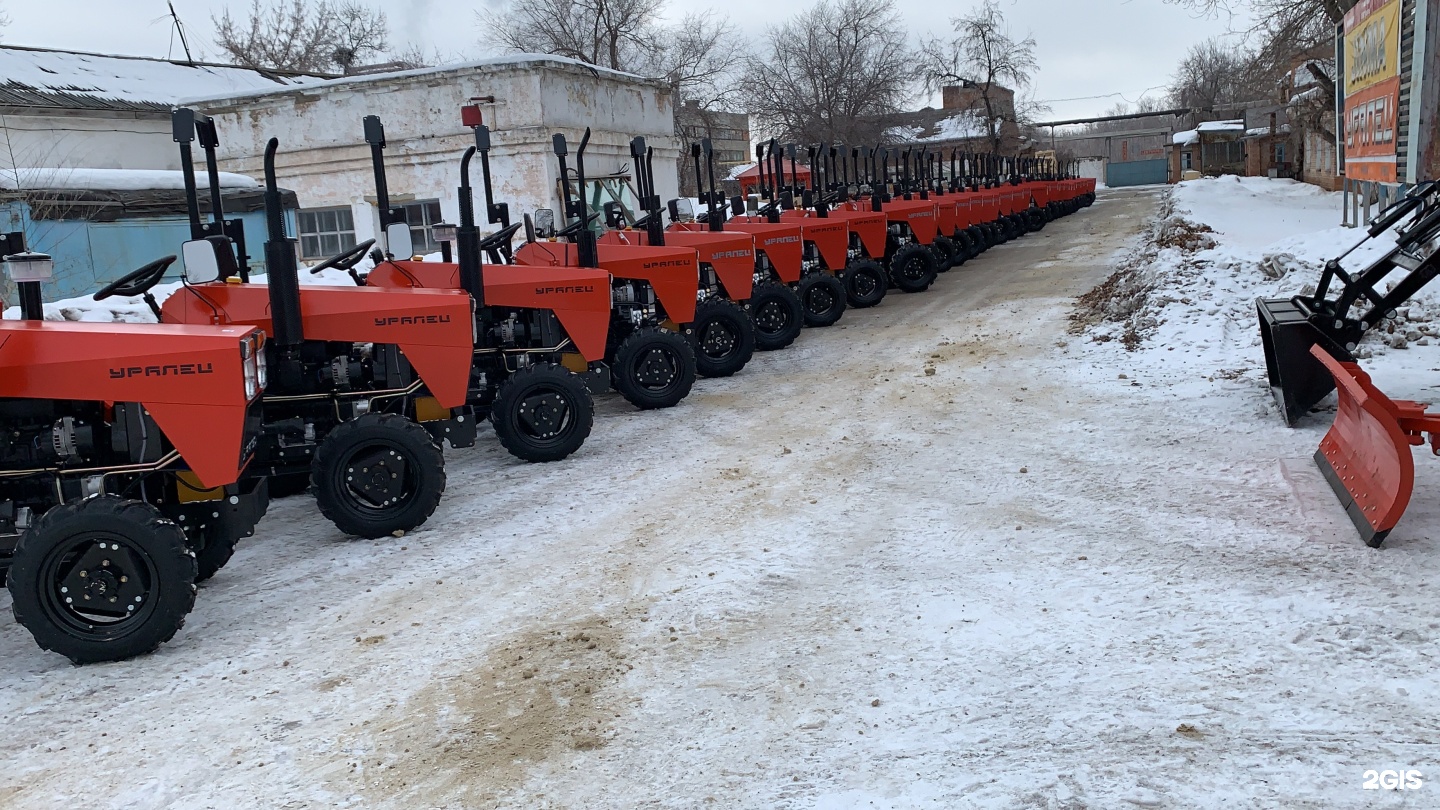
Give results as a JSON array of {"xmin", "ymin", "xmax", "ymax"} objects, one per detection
[
  {"xmin": 1181, "ymin": 151, "xmax": 1192, "ymax": 170},
  {"xmin": 401, "ymin": 200, "xmax": 444, "ymax": 253},
  {"xmin": 297, "ymin": 207, "xmax": 356, "ymax": 259}
]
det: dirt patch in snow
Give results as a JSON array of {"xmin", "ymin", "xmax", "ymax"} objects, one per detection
[{"xmin": 353, "ymin": 616, "xmax": 634, "ymax": 805}]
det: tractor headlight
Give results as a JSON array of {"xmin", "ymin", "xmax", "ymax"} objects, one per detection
[
  {"xmin": 254, "ymin": 339, "xmax": 268, "ymax": 391},
  {"xmin": 241, "ymin": 338, "xmax": 259, "ymax": 400}
]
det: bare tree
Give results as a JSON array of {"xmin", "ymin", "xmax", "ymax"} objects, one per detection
[
  {"xmin": 478, "ymin": 0, "xmax": 665, "ymax": 73},
  {"xmin": 742, "ymin": 0, "xmax": 919, "ymax": 145},
  {"xmin": 921, "ymin": 0, "xmax": 1039, "ymax": 154},
  {"xmin": 212, "ymin": 0, "xmax": 389, "ymax": 74},
  {"xmin": 1166, "ymin": 38, "xmax": 1261, "ymax": 112}
]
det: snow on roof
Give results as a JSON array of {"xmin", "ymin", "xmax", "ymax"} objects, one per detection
[
  {"xmin": 0, "ymin": 45, "xmax": 320, "ymax": 112},
  {"xmin": 884, "ymin": 125, "xmax": 925, "ymax": 142},
  {"xmin": 726, "ymin": 162, "xmax": 755, "ymax": 182},
  {"xmin": 182, "ymin": 53, "xmax": 663, "ymax": 107},
  {"xmin": 734, "ymin": 159, "xmax": 809, "ymax": 179},
  {"xmin": 1245, "ymin": 123, "xmax": 1292, "ymax": 138},
  {"xmin": 1174, "ymin": 129, "xmax": 1199, "ymax": 146},
  {"xmin": 0, "ymin": 167, "xmax": 258, "ymax": 191},
  {"xmin": 926, "ymin": 111, "xmax": 988, "ymax": 142},
  {"xmin": 1196, "ymin": 119, "xmax": 1246, "ymax": 132}
]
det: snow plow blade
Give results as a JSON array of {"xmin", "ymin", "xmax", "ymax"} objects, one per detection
[
  {"xmin": 1309, "ymin": 345, "xmax": 1440, "ymax": 547},
  {"xmin": 1257, "ymin": 296, "xmax": 1354, "ymax": 426}
]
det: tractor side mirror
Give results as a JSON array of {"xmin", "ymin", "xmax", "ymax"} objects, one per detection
[
  {"xmin": 385, "ymin": 222, "xmax": 414, "ymax": 259},
  {"xmin": 746, "ymin": 194, "xmax": 759, "ymax": 215},
  {"xmin": 533, "ymin": 208, "xmax": 556, "ymax": 238},
  {"xmin": 730, "ymin": 196, "xmax": 744, "ymax": 216},
  {"xmin": 181, "ymin": 236, "xmax": 237, "ymax": 283},
  {"xmin": 668, "ymin": 197, "xmax": 695, "ymax": 223},
  {"xmin": 603, "ymin": 201, "xmax": 626, "ymax": 229}
]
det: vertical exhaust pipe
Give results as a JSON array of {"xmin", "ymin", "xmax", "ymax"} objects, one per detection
[
  {"xmin": 262, "ymin": 139, "xmax": 304, "ymax": 348},
  {"xmin": 457, "ymin": 142, "xmax": 485, "ymax": 306}
]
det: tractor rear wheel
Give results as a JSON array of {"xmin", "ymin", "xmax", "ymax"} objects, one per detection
[
  {"xmin": 889, "ymin": 243, "xmax": 938, "ymax": 293},
  {"xmin": 747, "ymin": 282, "xmax": 804, "ymax": 351},
  {"xmin": 491, "ymin": 363, "xmax": 594, "ymax": 463},
  {"xmin": 845, "ymin": 259, "xmax": 887, "ymax": 309},
  {"xmin": 612, "ymin": 326, "xmax": 696, "ymax": 409},
  {"xmin": 312, "ymin": 412, "xmax": 446, "ymax": 538},
  {"xmin": 690, "ymin": 298, "xmax": 755, "ymax": 378},
  {"xmin": 8, "ymin": 496, "xmax": 196, "ymax": 664},
  {"xmin": 798, "ymin": 272, "xmax": 847, "ymax": 327}
]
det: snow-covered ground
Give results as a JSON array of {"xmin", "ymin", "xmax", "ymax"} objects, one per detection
[{"xmin": 3, "ymin": 184, "xmax": 1438, "ymax": 808}]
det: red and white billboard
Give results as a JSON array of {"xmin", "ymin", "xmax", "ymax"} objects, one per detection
[{"xmin": 1343, "ymin": 0, "xmax": 1402, "ymax": 182}]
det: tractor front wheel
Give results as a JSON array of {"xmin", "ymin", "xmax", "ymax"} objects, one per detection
[
  {"xmin": 747, "ymin": 282, "xmax": 804, "ymax": 351},
  {"xmin": 8, "ymin": 496, "xmax": 197, "ymax": 664},
  {"xmin": 798, "ymin": 272, "xmax": 847, "ymax": 327},
  {"xmin": 491, "ymin": 363, "xmax": 594, "ymax": 463},
  {"xmin": 931, "ymin": 236, "xmax": 959, "ymax": 272},
  {"xmin": 612, "ymin": 326, "xmax": 696, "ymax": 409},
  {"xmin": 690, "ymin": 298, "xmax": 755, "ymax": 378},
  {"xmin": 312, "ymin": 412, "xmax": 446, "ymax": 538},
  {"xmin": 845, "ymin": 259, "xmax": 888, "ymax": 309},
  {"xmin": 889, "ymin": 244, "xmax": 938, "ymax": 293}
]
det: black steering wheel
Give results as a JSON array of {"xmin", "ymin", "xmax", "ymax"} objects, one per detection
[
  {"xmin": 309, "ymin": 238, "xmax": 377, "ymax": 275},
  {"xmin": 94, "ymin": 256, "xmax": 176, "ymax": 301},
  {"xmin": 480, "ymin": 222, "xmax": 524, "ymax": 252},
  {"xmin": 557, "ymin": 212, "xmax": 601, "ymax": 238}
]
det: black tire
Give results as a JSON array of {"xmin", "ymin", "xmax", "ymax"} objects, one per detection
[
  {"xmin": 931, "ymin": 236, "xmax": 959, "ymax": 272},
  {"xmin": 747, "ymin": 281, "xmax": 804, "ymax": 351},
  {"xmin": 888, "ymin": 243, "xmax": 938, "ymax": 293},
  {"xmin": 611, "ymin": 326, "xmax": 696, "ymax": 409},
  {"xmin": 689, "ymin": 298, "xmax": 755, "ymax": 378},
  {"xmin": 797, "ymin": 272, "xmax": 847, "ymax": 327},
  {"xmin": 312, "ymin": 412, "xmax": 446, "ymax": 538},
  {"xmin": 8, "ymin": 496, "xmax": 196, "ymax": 664},
  {"xmin": 966, "ymin": 227, "xmax": 988, "ymax": 254},
  {"xmin": 951, "ymin": 231, "xmax": 974, "ymax": 265},
  {"xmin": 193, "ymin": 534, "xmax": 237, "ymax": 583},
  {"xmin": 491, "ymin": 363, "xmax": 594, "ymax": 463},
  {"xmin": 845, "ymin": 259, "xmax": 887, "ymax": 309}
]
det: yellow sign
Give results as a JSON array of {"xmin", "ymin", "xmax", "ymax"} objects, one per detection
[{"xmin": 1344, "ymin": 0, "xmax": 1401, "ymax": 97}]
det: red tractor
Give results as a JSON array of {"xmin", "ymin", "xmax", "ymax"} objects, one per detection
[
  {"xmin": 362, "ymin": 116, "xmax": 697, "ymax": 410},
  {"xmin": 597, "ymin": 135, "xmax": 758, "ymax": 378},
  {"xmin": 837, "ymin": 146, "xmax": 941, "ymax": 294},
  {"xmin": 116, "ymin": 110, "xmax": 478, "ymax": 541},
  {"xmin": 1, "ymin": 241, "xmax": 270, "ymax": 663}
]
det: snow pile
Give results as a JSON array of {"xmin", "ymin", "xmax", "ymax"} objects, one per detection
[
  {"xmin": 0, "ymin": 167, "xmax": 258, "ymax": 191},
  {"xmin": 1072, "ymin": 175, "xmax": 1437, "ymax": 372},
  {"xmin": 0, "ymin": 46, "xmax": 317, "ymax": 107}
]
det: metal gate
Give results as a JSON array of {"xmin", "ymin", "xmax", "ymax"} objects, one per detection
[{"xmin": 1106, "ymin": 159, "xmax": 1169, "ymax": 186}]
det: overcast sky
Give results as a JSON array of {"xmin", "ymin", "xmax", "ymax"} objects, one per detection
[{"xmin": 1, "ymin": 0, "xmax": 1255, "ymax": 121}]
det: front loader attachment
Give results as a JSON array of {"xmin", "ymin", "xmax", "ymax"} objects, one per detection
[
  {"xmin": 1257, "ymin": 296, "xmax": 1357, "ymax": 426},
  {"xmin": 1258, "ymin": 181, "xmax": 1440, "ymax": 426},
  {"xmin": 1310, "ymin": 344, "xmax": 1440, "ymax": 547}
]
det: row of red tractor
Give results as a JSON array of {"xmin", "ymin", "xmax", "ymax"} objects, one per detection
[{"xmin": 0, "ymin": 106, "xmax": 1096, "ymax": 664}]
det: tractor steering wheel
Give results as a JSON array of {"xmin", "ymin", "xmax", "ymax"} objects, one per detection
[
  {"xmin": 309, "ymin": 238, "xmax": 377, "ymax": 275},
  {"xmin": 557, "ymin": 212, "xmax": 600, "ymax": 239},
  {"xmin": 94, "ymin": 256, "xmax": 177, "ymax": 301},
  {"xmin": 479, "ymin": 222, "xmax": 524, "ymax": 252}
]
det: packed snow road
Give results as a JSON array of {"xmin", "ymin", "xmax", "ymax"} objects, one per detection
[{"xmin": 4, "ymin": 186, "xmax": 1436, "ymax": 809}]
